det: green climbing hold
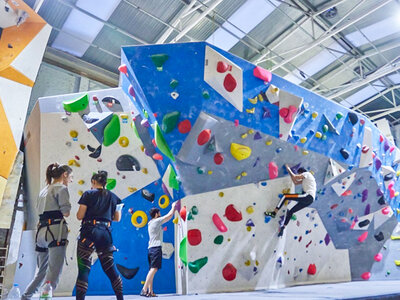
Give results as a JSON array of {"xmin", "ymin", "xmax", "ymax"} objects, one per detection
[
  {"xmin": 191, "ymin": 206, "xmax": 198, "ymax": 215},
  {"xmin": 179, "ymin": 237, "xmax": 187, "ymax": 266},
  {"xmin": 168, "ymin": 165, "xmax": 179, "ymax": 190},
  {"xmin": 151, "ymin": 54, "xmax": 169, "ymax": 71},
  {"xmin": 336, "ymin": 112, "xmax": 344, "ymax": 120},
  {"xmin": 63, "ymin": 94, "xmax": 89, "ymax": 113},
  {"xmin": 322, "ymin": 124, "xmax": 328, "ymax": 133},
  {"xmin": 188, "ymin": 257, "xmax": 208, "ymax": 274},
  {"xmin": 155, "ymin": 123, "xmax": 175, "ymax": 161},
  {"xmin": 170, "ymin": 79, "xmax": 179, "ymax": 89},
  {"xmin": 291, "ymin": 214, "xmax": 297, "ymax": 221},
  {"xmin": 187, "ymin": 212, "xmax": 193, "ymax": 220},
  {"xmin": 132, "ymin": 122, "xmax": 140, "ymax": 139},
  {"xmin": 214, "ymin": 235, "xmax": 224, "ymax": 245},
  {"xmin": 197, "ymin": 167, "xmax": 205, "ymax": 174},
  {"xmin": 162, "ymin": 111, "xmax": 180, "ymax": 134},
  {"xmin": 143, "ymin": 109, "xmax": 149, "ymax": 119},
  {"xmin": 202, "ymin": 90, "xmax": 210, "ymax": 99},
  {"xmin": 103, "ymin": 115, "xmax": 120, "ymax": 146},
  {"xmin": 106, "ymin": 178, "xmax": 116, "ymax": 190},
  {"xmin": 322, "ymin": 134, "xmax": 327, "ymax": 141}
]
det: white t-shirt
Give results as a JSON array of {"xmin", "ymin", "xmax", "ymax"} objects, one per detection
[
  {"xmin": 148, "ymin": 216, "xmax": 167, "ymax": 249},
  {"xmin": 301, "ymin": 172, "xmax": 316, "ymax": 199}
]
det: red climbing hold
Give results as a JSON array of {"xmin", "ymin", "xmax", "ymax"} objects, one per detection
[
  {"xmin": 180, "ymin": 206, "xmax": 187, "ymax": 221},
  {"xmin": 382, "ymin": 206, "xmax": 391, "ymax": 215},
  {"xmin": 152, "ymin": 139, "xmax": 157, "ymax": 148},
  {"xmin": 268, "ymin": 162, "xmax": 278, "ymax": 179},
  {"xmin": 152, "ymin": 153, "xmax": 163, "ymax": 160},
  {"xmin": 358, "ymin": 232, "xmax": 368, "ymax": 243},
  {"xmin": 178, "ymin": 120, "xmax": 191, "ymax": 134},
  {"xmin": 188, "ymin": 229, "xmax": 202, "ymax": 246},
  {"xmin": 379, "ymin": 135, "xmax": 384, "ymax": 143},
  {"xmin": 253, "ymin": 66, "xmax": 272, "ymax": 83},
  {"xmin": 217, "ymin": 61, "xmax": 231, "ymax": 73},
  {"xmin": 222, "ymin": 263, "xmax": 237, "ymax": 281},
  {"xmin": 307, "ymin": 264, "xmax": 317, "ymax": 275},
  {"xmin": 361, "ymin": 272, "xmax": 371, "ymax": 280},
  {"xmin": 212, "ymin": 213, "xmax": 228, "ymax": 232},
  {"xmin": 225, "ymin": 204, "xmax": 242, "ymax": 222},
  {"xmin": 197, "ymin": 129, "xmax": 211, "ymax": 146},
  {"xmin": 214, "ymin": 153, "xmax": 224, "ymax": 165},
  {"xmin": 341, "ymin": 190, "xmax": 352, "ymax": 196},
  {"xmin": 223, "ymin": 73, "xmax": 237, "ymax": 92},
  {"xmin": 118, "ymin": 64, "xmax": 127, "ymax": 74}
]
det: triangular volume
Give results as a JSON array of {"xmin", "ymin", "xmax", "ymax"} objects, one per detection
[
  {"xmin": 278, "ymin": 89, "xmax": 303, "ymax": 141},
  {"xmin": 162, "ymin": 164, "xmax": 179, "ymax": 199},
  {"xmin": 84, "ymin": 112, "xmax": 113, "ymax": 144},
  {"xmin": 322, "ymin": 114, "xmax": 339, "ymax": 135},
  {"xmin": 204, "ymin": 46, "xmax": 243, "ymax": 112},
  {"xmin": 331, "ymin": 172, "xmax": 356, "ymax": 196},
  {"xmin": 0, "ymin": 98, "xmax": 18, "ymax": 179},
  {"xmin": 324, "ymin": 158, "xmax": 345, "ymax": 185},
  {"xmin": 265, "ymin": 84, "xmax": 279, "ymax": 104}
]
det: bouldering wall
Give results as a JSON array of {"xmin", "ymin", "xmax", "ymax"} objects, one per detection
[
  {"xmin": 0, "ymin": 0, "xmax": 51, "ymax": 226},
  {"xmin": 21, "ymin": 88, "xmax": 176, "ymax": 295},
  {"xmin": 118, "ymin": 41, "xmax": 400, "ymax": 293}
]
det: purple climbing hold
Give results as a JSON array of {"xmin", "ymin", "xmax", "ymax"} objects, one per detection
[
  {"xmin": 377, "ymin": 189, "xmax": 383, "ymax": 197},
  {"xmin": 262, "ymin": 107, "xmax": 271, "ymax": 119},
  {"xmin": 254, "ymin": 132, "xmax": 262, "ymax": 140},
  {"xmin": 246, "ymin": 219, "xmax": 255, "ymax": 227},
  {"xmin": 364, "ymin": 204, "xmax": 371, "ymax": 215},
  {"xmin": 361, "ymin": 189, "xmax": 368, "ymax": 203},
  {"xmin": 324, "ymin": 233, "xmax": 330, "ymax": 246},
  {"xmin": 375, "ymin": 157, "xmax": 382, "ymax": 170},
  {"xmin": 384, "ymin": 139, "xmax": 390, "ymax": 152}
]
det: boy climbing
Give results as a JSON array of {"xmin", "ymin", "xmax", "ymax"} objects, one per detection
[{"xmin": 265, "ymin": 164, "xmax": 316, "ymax": 237}]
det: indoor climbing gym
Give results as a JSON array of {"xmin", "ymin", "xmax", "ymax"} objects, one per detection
[{"xmin": 2, "ymin": 0, "xmax": 400, "ymax": 299}]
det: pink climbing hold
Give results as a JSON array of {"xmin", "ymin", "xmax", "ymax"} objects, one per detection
[
  {"xmin": 374, "ymin": 253, "xmax": 383, "ymax": 262},
  {"xmin": 361, "ymin": 272, "xmax": 371, "ymax": 280},
  {"xmin": 214, "ymin": 153, "xmax": 224, "ymax": 165},
  {"xmin": 379, "ymin": 135, "xmax": 384, "ymax": 143},
  {"xmin": 188, "ymin": 229, "xmax": 202, "ymax": 246},
  {"xmin": 128, "ymin": 85, "xmax": 135, "ymax": 97},
  {"xmin": 234, "ymin": 119, "xmax": 239, "ymax": 127},
  {"xmin": 307, "ymin": 264, "xmax": 317, "ymax": 275},
  {"xmin": 358, "ymin": 232, "xmax": 368, "ymax": 243},
  {"xmin": 268, "ymin": 162, "xmax": 279, "ymax": 179},
  {"xmin": 253, "ymin": 66, "xmax": 272, "ymax": 83},
  {"xmin": 152, "ymin": 139, "xmax": 157, "ymax": 148},
  {"xmin": 178, "ymin": 120, "xmax": 191, "ymax": 134},
  {"xmin": 180, "ymin": 206, "xmax": 187, "ymax": 221},
  {"xmin": 152, "ymin": 153, "xmax": 163, "ymax": 160},
  {"xmin": 225, "ymin": 204, "xmax": 242, "ymax": 222},
  {"xmin": 197, "ymin": 129, "xmax": 211, "ymax": 146},
  {"xmin": 223, "ymin": 73, "xmax": 237, "ymax": 92},
  {"xmin": 382, "ymin": 206, "xmax": 390, "ymax": 215},
  {"xmin": 212, "ymin": 213, "xmax": 228, "ymax": 232},
  {"xmin": 222, "ymin": 263, "xmax": 237, "ymax": 281},
  {"xmin": 217, "ymin": 61, "xmax": 231, "ymax": 73},
  {"xmin": 118, "ymin": 64, "xmax": 127, "ymax": 74},
  {"xmin": 279, "ymin": 105, "xmax": 297, "ymax": 124},
  {"xmin": 390, "ymin": 146, "xmax": 395, "ymax": 153}
]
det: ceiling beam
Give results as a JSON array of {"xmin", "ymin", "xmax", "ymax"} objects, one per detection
[
  {"xmin": 369, "ymin": 105, "xmax": 400, "ymax": 121},
  {"xmin": 353, "ymin": 85, "xmax": 400, "ymax": 109}
]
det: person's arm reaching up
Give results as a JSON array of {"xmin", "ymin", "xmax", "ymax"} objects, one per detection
[
  {"xmin": 161, "ymin": 202, "xmax": 177, "ymax": 224},
  {"xmin": 285, "ymin": 164, "xmax": 303, "ymax": 185}
]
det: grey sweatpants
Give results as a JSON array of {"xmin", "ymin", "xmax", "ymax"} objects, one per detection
[{"xmin": 22, "ymin": 223, "xmax": 68, "ymax": 300}]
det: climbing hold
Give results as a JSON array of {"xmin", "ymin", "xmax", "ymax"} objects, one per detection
[
  {"xmin": 70, "ymin": 130, "xmax": 78, "ymax": 138},
  {"xmin": 178, "ymin": 120, "xmax": 191, "ymax": 134},
  {"xmin": 311, "ymin": 112, "xmax": 318, "ymax": 119},
  {"xmin": 300, "ymin": 137, "xmax": 307, "ymax": 143},
  {"xmin": 118, "ymin": 136, "xmax": 129, "ymax": 147},
  {"xmin": 116, "ymin": 155, "xmax": 140, "ymax": 171},
  {"xmin": 151, "ymin": 54, "xmax": 169, "ymax": 71},
  {"xmin": 248, "ymin": 97, "xmax": 258, "ymax": 105},
  {"xmin": 180, "ymin": 206, "xmax": 187, "ymax": 221},
  {"xmin": 382, "ymin": 206, "xmax": 391, "ymax": 215},
  {"xmin": 222, "ymin": 263, "xmax": 237, "ymax": 281},
  {"xmin": 141, "ymin": 189, "xmax": 155, "ymax": 202},
  {"xmin": 246, "ymin": 219, "xmax": 255, "ymax": 227},
  {"xmin": 246, "ymin": 107, "xmax": 255, "ymax": 114},
  {"xmin": 78, "ymin": 180, "xmax": 85, "ymax": 185},
  {"xmin": 253, "ymin": 66, "xmax": 272, "ymax": 82},
  {"xmin": 322, "ymin": 125, "xmax": 328, "ymax": 133},
  {"xmin": 225, "ymin": 204, "xmax": 242, "ymax": 222},
  {"xmin": 246, "ymin": 206, "xmax": 254, "ymax": 214},
  {"xmin": 361, "ymin": 189, "xmax": 368, "ymax": 202},
  {"xmin": 262, "ymin": 106, "xmax": 271, "ymax": 119},
  {"xmin": 116, "ymin": 264, "xmax": 139, "ymax": 280},
  {"xmin": 202, "ymin": 90, "xmax": 210, "ymax": 99},
  {"xmin": 375, "ymin": 157, "xmax": 382, "ymax": 170},
  {"xmin": 155, "ymin": 123, "xmax": 175, "ymax": 161},
  {"xmin": 214, "ymin": 235, "xmax": 224, "ymax": 244},
  {"xmin": 222, "ymin": 73, "xmax": 237, "ymax": 92},
  {"xmin": 170, "ymin": 79, "xmax": 179, "ymax": 89},
  {"xmin": 348, "ymin": 112, "xmax": 358, "ymax": 125},
  {"xmin": 179, "ymin": 237, "xmax": 187, "ymax": 266},
  {"xmin": 375, "ymin": 232, "xmax": 384, "ymax": 241},
  {"xmin": 63, "ymin": 94, "xmax": 89, "ymax": 113},
  {"xmin": 336, "ymin": 112, "xmax": 344, "ymax": 120},
  {"xmin": 118, "ymin": 64, "xmax": 127, "ymax": 74},
  {"xmin": 188, "ymin": 229, "xmax": 202, "ymax": 246},
  {"xmin": 152, "ymin": 153, "xmax": 163, "ymax": 160},
  {"xmin": 230, "ymin": 143, "xmax": 251, "ymax": 161},
  {"xmin": 358, "ymin": 232, "xmax": 368, "ymax": 243},
  {"xmin": 321, "ymin": 135, "xmax": 327, "ymax": 141},
  {"xmin": 212, "ymin": 213, "xmax": 228, "ymax": 232},
  {"xmin": 189, "ymin": 257, "xmax": 208, "ymax": 273},
  {"xmin": 131, "ymin": 210, "xmax": 148, "ymax": 228},
  {"xmin": 171, "ymin": 92, "xmax": 179, "ymax": 99},
  {"xmin": 198, "ymin": 129, "xmax": 212, "ymax": 146},
  {"xmin": 269, "ymin": 162, "xmax": 279, "ymax": 179},
  {"xmin": 279, "ymin": 105, "xmax": 298, "ymax": 124},
  {"xmin": 158, "ymin": 195, "xmax": 170, "ymax": 209},
  {"xmin": 307, "ymin": 264, "xmax": 316, "ymax": 275},
  {"xmin": 302, "ymin": 150, "xmax": 309, "ymax": 155},
  {"xmin": 172, "ymin": 217, "xmax": 178, "ymax": 224},
  {"xmin": 374, "ymin": 253, "xmax": 383, "ymax": 262},
  {"xmin": 103, "ymin": 115, "xmax": 120, "ymax": 146},
  {"xmin": 254, "ymin": 132, "xmax": 262, "ymax": 140},
  {"xmin": 162, "ymin": 111, "xmax": 180, "ymax": 134},
  {"xmin": 361, "ymin": 272, "xmax": 371, "ymax": 280},
  {"xmin": 315, "ymin": 132, "xmax": 322, "ymax": 139},
  {"xmin": 340, "ymin": 148, "xmax": 349, "ymax": 160},
  {"xmin": 241, "ymin": 133, "xmax": 248, "ymax": 139},
  {"xmin": 191, "ymin": 206, "xmax": 198, "ymax": 215},
  {"xmin": 68, "ymin": 159, "xmax": 80, "ymax": 167},
  {"xmin": 214, "ymin": 153, "xmax": 224, "ymax": 165}
]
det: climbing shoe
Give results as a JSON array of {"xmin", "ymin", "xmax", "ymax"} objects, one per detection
[
  {"xmin": 278, "ymin": 226, "xmax": 285, "ymax": 237},
  {"xmin": 264, "ymin": 211, "xmax": 276, "ymax": 218}
]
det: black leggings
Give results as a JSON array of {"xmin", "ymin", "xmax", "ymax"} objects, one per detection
[
  {"xmin": 75, "ymin": 225, "xmax": 123, "ymax": 300},
  {"xmin": 276, "ymin": 193, "xmax": 313, "ymax": 226}
]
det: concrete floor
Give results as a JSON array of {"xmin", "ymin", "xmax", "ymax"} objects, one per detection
[{"xmin": 49, "ymin": 280, "xmax": 400, "ymax": 300}]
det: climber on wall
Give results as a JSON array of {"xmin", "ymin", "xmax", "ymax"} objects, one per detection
[
  {"xmin": 75, "ymin": 171, "xmax": 124, "ymax": 300},
  {"xmin": 22, "ymin": 163, "xmax": 73, "ymax": 300},
  {"xmin": 265, "ymin": 164, "xmax": 316, "ymax": 237},
  {"xmin": 141, "ymin": 202, "xmax": 177, "ymax": 297}
]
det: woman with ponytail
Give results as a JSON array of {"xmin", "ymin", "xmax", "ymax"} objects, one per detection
[
  {"xmin": 75, "ymin": 170, "xmax": 124, "ymax": 300},
  {"xmin": 22, "ymin": 163, "xmax": 73, "ymax": 300}
]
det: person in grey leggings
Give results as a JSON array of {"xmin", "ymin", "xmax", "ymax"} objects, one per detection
[{"xmin": 22, "ymin": 163, "xmax": 73, "ymax": 300}]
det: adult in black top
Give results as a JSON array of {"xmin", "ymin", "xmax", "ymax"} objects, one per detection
[{"xmin": 75, "ymin": 171, "xmax": 124, "ymax": 300}]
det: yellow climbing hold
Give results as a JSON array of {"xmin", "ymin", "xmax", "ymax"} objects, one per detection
[
  {"xmin": 131, "ymin": 210, "xmax": 148, "ymax": 228},
  {"xmin": 120, "ymin": 114, "xmax": 129, "ymax": 120},
  {"xmin": 208, "ymin": 170, "xmax": 213, "ymax": 175},
  {"xmin": 312, "ymin": 112, "xmax": 318, "ymax": 119},
  {"xmin": 230, "ymin": 143, "xmax": 252, "ymax": 161},
  {"xmin": 397, "ymin": 171, "xmax": 400, "ymax": 177},
  {"xmin": 246, "ymin": 206, "xmax": 254, "ymax": 214},
  {"xmin": 119, "ymin": 136, "xmax": 129, "ymax": 147},
  {"xmin": 68, "ymin": 159, "xmax": 80, "ymax": 167},
  {"xmin": 266, "ymin": 140, "xmax": 272, "ymax": 146},
  {"xmin": 78, "ymin": 190, "xmax": 83, "ymax": 196},
  {"xmin": 236, "ymin": 175, "xmax": 242, "ymax": 180},
  {"xmin": 173, "ymin": 217, "xmax": 179, "ymax": 224},
  {"xmin": 300, "ymin": 137, "xmax": 307, "ymax": 143},
  {"xmin": 302, "ymin": 150, "xmax": 309, "ymax": 155},
  {"xmin": 397, "ymin": 208, "xmax": 400, "ymax": 214},
  {"xmin": 245, "ymin": 260, "xmax": 251, "ymax": 266},
  {"xmin": 258, "ymin": 94, "xmax": 264, "ymax": 101},
  {"xmin": 70, "ymin": 130, "xmax": 78, "ymax": 138},
  {"xmin": 219, "ymin": 192, "xmax": 224, "ymax": 197},
  {"xmin": 396, "ymin": 192, "xmax": 399, "ymax": 197},
  {"xmin": 248, "ymin": 129, "xmax": 254, "ymax": 134},
  {"xmin": 241, "ymin": 133, "xmax": 248, "ymax": 139},
  {"xmin": 391, "ymin": 235, "xmax": 400, "ymax": 240},
  {"xmin": 272, "ymin": 87, "xmax": 279, "ymax": 94},
  {"xmin": 246, "ymin": 107, "xmax": 255, "ymax": 114},
  {"xmin": 247, "ymin": 226, "xmax": 251, "ymax": 232},
  {"xmin": 227, "ymin": 238, "xmax": 231, "ymax": 242},
  {"xmin": 395, "ymin": 260, "xmax": 400, "ymax": 266},
  {"xmin": 80, "ymin": 144, "xmax": 86, "ymax": 150},
  {"xmin": 78, "ymin": 180, "xmax": 85, "ymax": 185},
  {"xmin": 241, "ymin": 171, "xmax": 247, "ymax": 177},
  {"xmin": 248, "ymin": 97, "xmax": 257, "ymax": 105},
  {"xmin": 140, "ymin": 145, "xmax": 144, "ymax": 152},
  {"xmin": 315, "ymin": 132, "xmax": 322, "ymax": 139},
  {"xmin": 255, "ymin": 260, "xmax": 259, "ymax": 266},
  {"xmin": 128, "ymin": 187, "xmax": 137, "ymax": 193},
  {"xmin": 142, "ymin": 168, "xmax": 148, "ymax": 174}
]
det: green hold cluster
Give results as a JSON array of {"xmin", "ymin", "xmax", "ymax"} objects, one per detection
[
  {"xmin": 189, "ymin": 257, "xmax": 208, "ymax": 273},
  {"xmin": 63, "ymin": 94, "xmax": 89, "ymax": 112}
]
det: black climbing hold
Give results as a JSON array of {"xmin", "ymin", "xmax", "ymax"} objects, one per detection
[
  {"xmin": 87, "ymin": 144, "xmax": 96, "ymax": 152},
  {"xmin": 102, "ymin": 96, "xmax": 123, "ymax": 112},
  {"xmin": 340, "ymin": 148, "xmax": 349, "ymax": 160},
  {"xmin": 82, "ymin": 114, "xmax": 99, "ymax": 124},
  {"xmin": 141, "ymin": 189, "xmax": 155, "ymax": 202},
  {"xmin": 116, "ymin": 264, "xmax": 139, "ymax": 279},
  {"xmin": 374, "ymin": 231, "xmax": 384, "ymax": 242},
  {"xmin": 358, "ymin": 220, "xmax": 370, "ymax": 228},
  {"xmin": 378, "ymin": 196, "xmax": 386, "ymax": 205},
  {"xmin": 89, "ymin": 145, "xmax": 102, "ymax": 158},
  {"xmin": 348, "ymin": 112, "xmax": 358, "ymax": 125},
  {"xmin": 384, "ymin": 173, "xmax": 394, "ymax": 181},
  {"xmin": 116, "ymin": 155, "xmax": 140, "ymax": 171}
]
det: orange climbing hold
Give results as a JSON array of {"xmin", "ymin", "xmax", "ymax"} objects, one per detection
[
  {"xmin": 307, "ymin": 263, "xmax": 316, "ymax": 275},
  {"xmin": 212, "ymin": 213, "xmax": 228, "ymax": 232},
  {"xmin": 225, "ymin": 204, "xmax": 242, "ymax": 222},
  {"xmin": 197, "ymin": 129, "xmax": 211, "ymax": 146},
  {"xmin": 188, "ymin": 229, "xmax": 202, "ymax": 246},
  {"xmin": 222, "ymin": 263, "xmax": 237, "ymax": 281}
]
